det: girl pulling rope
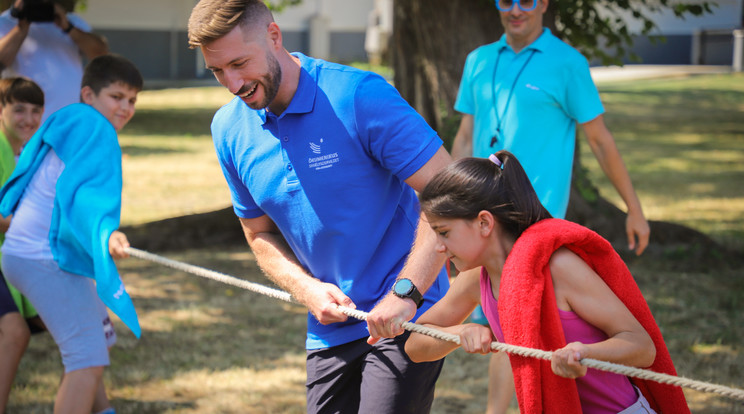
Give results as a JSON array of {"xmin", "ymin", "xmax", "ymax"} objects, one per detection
[{"xmin": 405, "ymin": 150, "xmax": 689, "ymax": 414}]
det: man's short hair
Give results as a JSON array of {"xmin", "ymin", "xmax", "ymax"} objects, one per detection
[
  {"xmin": 0, "ymin": 77, "xmax": 44, "ymax": 107},
  {"xmin": 187, "ymin": 0, "xmax": 273, "ymax": 48},
  {"xmin": 81, "ymin": 54, "xmax": 143, "ymax": 94}
]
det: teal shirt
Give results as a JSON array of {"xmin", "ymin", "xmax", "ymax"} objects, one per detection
[{"xmin": 455, "ymin": 28, "xmax": 604, "ymax": 218}]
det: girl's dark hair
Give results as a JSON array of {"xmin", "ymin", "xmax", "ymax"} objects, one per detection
[
  {"xmin": 81, "ymin": 54, "xmax": 143, "ymax": 94},
  {"xmin": 0, "ymin": 77, "xmax": 44, "ymax": 107},
  {"xmin": 419, "ymin": 150, "xmax": 552, "ymax": 239}
]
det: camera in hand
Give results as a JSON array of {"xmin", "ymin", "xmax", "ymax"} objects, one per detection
[{"xmin": 10, "ymin": 0, "xmax": 56, "ymax": 22}]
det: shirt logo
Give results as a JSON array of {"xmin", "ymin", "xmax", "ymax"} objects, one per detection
[
  {"xmin": 525, "ymin": 83, "xmax": 541, "ymax": 91},
  {"xmin": 308, "ymin": 138, "xmax": 340, "ymax": 171},
  {"xmin": 310, "ymin": 140, "xmax": 322, "ymax": 154}
]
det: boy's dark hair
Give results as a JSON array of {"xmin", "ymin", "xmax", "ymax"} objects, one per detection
[
  {"xmin": 420, "ymin": 150, "xmax": 552, "ymax": 240},
  {"xmin": 0, "ymin": 77, "xmax": 44, "ymax": 107},
  {"xmin": 81, "ymin": 54, "xmax": 144, "ymax": 94}
]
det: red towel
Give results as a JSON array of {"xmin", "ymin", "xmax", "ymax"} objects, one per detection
[{"xmin": 498, "ymin": 218, "xmax": 689, "ymax": 413}]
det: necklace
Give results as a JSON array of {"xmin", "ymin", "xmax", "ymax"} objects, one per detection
[{"xmin": 490, "ymin": 48, "xmax": 537, "ymax": 147}]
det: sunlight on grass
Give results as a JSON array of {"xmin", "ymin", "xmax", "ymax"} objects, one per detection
[
  {"xmin": 581, "ymin": 73, "xmax": 744, "ymax": 245},
  {"xmin": 119, "ymin": 135, "xmax": 231, "ymax": 226},
  {"xmin": 136, "ymin": 87, "xmax": 234, "ymax": 110}
]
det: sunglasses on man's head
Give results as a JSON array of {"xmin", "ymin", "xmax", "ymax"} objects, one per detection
[{"xmin": 495, "ymin": 0, "xmax": 538, "ymax": 12}]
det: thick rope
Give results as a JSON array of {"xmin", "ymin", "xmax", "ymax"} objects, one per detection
[{"xmin": 124, "ymin": 247, "xmax": 744, "ymax": 402}]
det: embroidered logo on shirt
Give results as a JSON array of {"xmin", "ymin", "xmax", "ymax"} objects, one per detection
[
  {"xmin": 310, "ymin": 139, "xmax": 322, "ymax": 154},
  {"xmin": 308, "ymin": 139, "xmax": 339, "ymax": 170},
  {"xmin": 525, "ymin": 83, "xmax": 541, "ymax": 91}
]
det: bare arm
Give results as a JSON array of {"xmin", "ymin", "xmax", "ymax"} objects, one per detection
[
  {"xmin": 550, "ymin": 248, "xmax": 656, "ymax": 378},
  {"xmin": 0, "ymin": 215, "xmax": 11, "ymax": 233},
  {"xmin": 581, "ymin": 115, "xmax": 649, "ymax": 255},
  {"xmin": 0, "ymin": 19, "xmax": 29, "ymax": 72},
  {"xmin": 53, "ymin": 4, "xmax": 108, "ymax": 60},
  {"xmin": 404, "ymin": 265, "xmax": 486, "ymax": 361},
  {"xmin": 239, "ymin": 215, "xmax": 354, "ymax": 324},
  {"xmin": 366, "ymin": 146, "xmax": 453, "ymax": 343},
  {"xmin": 108, "ymin": 230, "xmax": 130, "ymax": 259},
  {"xmin": 451, "ymin": 114, "xmax": 474, "ymax": 159}
]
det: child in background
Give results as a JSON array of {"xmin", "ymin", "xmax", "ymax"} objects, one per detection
[
  {"xmin": 405, "ymin": 150, "xmax": 689, "ymax": 414},
  {"xmin": 0, "ymin": 76, "xmax": 43, "ymax": 414},
  {"xmin": 0, "ymin": 55, "xmax": 143, "ymax": 414}
]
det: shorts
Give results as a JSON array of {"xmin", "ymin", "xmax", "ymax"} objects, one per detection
[
  {"xmin": 306, "ymin": 331, "xmax": 444, "ymax": 414},
  {"xmin": 2, "ymin": 255, "xmax": 116, "ymax": 373},
  {"xmin": 0, "ymin": 268, "xmax": 20, "ymax": 318},
  {"xmin": 617, "ymin": 386, "xmax": 657, "ymax": 414}
]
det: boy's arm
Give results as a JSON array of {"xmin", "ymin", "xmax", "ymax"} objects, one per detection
[
  {"xmin": 0, "ymin": 214, "xmax": 10, "ymax": 233},
  {"xmin": 108, "ymin": 230, "xmax": 130, "ymax": 259}
]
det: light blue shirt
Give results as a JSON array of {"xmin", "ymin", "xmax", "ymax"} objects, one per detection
[
  {"xmin": 455, "ymin": 28, "xmax": 604, "ymax": 218},
  {"xmin": 0, "ymin": 104, "xmax": 140, "ymax": 338},
  {"xmin": 211, "ymin": 53, "xmax": 449, "ymax": 349}
]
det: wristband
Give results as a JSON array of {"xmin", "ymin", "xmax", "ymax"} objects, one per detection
[{"xmin": 63, "ymin": 21, "xmax": 75, "ymax": 34}]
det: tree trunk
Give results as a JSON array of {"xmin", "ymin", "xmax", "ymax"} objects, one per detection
[{"xmin": 392, "ymin": 0, "xmax": 501, "ymax": 135}]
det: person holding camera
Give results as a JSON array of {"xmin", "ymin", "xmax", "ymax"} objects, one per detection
[{"xmin": 0, "ymin": 0, "xmax": 108, "ymax": 121}]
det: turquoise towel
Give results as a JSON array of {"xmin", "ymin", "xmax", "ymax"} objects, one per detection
[{"xmin": 0, "ymin": 103, "xmax": 141, "ymax": 338}]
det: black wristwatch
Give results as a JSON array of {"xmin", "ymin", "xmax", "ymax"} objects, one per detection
[{"xmin": 392, "ymin": 278, "xmax": 423, "ymax": 308}]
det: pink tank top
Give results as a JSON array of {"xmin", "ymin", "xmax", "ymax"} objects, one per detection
[{"xmin": 479, "ymin": 267, "xmax": 638, "ymax": 414}]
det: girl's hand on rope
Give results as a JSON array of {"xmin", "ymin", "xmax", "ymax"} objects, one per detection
[
  {"xmin": 366, "ymin": 294, "xmax": 417, "ymax": 345},
  {"xmin": 458, "ymin": 323, "xmax": 496, "ymax": 355},
  {"xmin": 108, "ymin": 230, "xmax": 130, "ymax": 259},
  {"xmin": 551, "ymin": 341, "xmax": 590, "ymax": 379},
  {"xmin": 304, "ymin": 281, "xmax": 356, "ymax": 325}
]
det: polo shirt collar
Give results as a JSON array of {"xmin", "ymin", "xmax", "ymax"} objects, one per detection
[{"xmin": 496, "ymin": 27, "xmax": 552, "ymax": 54}]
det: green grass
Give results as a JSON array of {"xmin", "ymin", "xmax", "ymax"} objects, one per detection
[
  {"xmin": 6, "ymin": 74, "xmax": 744, "ymax": 413},
  {"xmin": 585, "ymin": 73, "xmax": 744, "ymax": 248}
]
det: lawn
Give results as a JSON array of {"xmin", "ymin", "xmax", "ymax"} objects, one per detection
[{"xmin": 6, "ymin": 73, "xmax": 744, "ymax": 413}]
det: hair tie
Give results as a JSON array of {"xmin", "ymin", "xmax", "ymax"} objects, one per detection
[{"xmin": 489, "ymin": 154, "xmax": 504, "ymax": 169}]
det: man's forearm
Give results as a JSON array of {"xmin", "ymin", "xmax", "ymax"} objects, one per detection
[
  {"xmin": 246, "ymin": 231, "xmax": 319, "ymax": 301},
  {"xmin": 395, "ymin": 213, "xmax": 447, "ymax": 294}
]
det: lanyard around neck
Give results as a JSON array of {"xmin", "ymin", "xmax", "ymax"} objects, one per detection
[{"xmin": 490, "ymin": 48, "xmax": 537, "ymax": 147}]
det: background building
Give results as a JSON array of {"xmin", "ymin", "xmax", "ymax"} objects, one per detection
[
  {"xmin": 1, "ymin": 0, "xmax": 738, "ymax": 81},
  {"xmin": 77, "ymin": 0, "xmax": 374, "ymax": 82}
]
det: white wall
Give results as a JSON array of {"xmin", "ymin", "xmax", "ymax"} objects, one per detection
[
  {"xmin": 275, "ymin": 0, "xmax": 374, "ymax": 31},
  {"xmin": 79, "ymin": 0, "xmax": 374, "ymax": 33},
  {"xmin": 79, "ymin": 0, "xmax": 194, "ymax": 30}
]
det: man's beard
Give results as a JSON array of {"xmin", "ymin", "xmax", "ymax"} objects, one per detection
[{"xmin": 246, "ymin": 51, "xmax": 282, "ymax": 110}]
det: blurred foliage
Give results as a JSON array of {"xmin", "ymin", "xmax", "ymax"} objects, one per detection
[{"xmin": 547, "ymin": 0, "xmax": 717, "ymax": 65}]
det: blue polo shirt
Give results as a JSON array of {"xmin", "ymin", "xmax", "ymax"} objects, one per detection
[
  {"xmin": 211, "ymin": 53, "xmax": 449, "ymax": 349},
  {"xmin": 455, "ymin": 28, "xmax": 604, "ymax": 218}
]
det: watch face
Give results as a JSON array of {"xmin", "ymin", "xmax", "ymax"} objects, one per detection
[{"xmin": 394, "ymin": 279, "xmax": 413, "ymax": 295}]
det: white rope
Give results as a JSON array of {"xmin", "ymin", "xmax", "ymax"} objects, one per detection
[{"xmin": 124, "ymin": 247, "xmax": 744, "ymax": 402}]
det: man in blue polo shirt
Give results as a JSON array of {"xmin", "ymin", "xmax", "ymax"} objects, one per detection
[
  {"xmin": 450, "ymin": 0, "xmax": 650, "ymax": 412},
  {"xmin": 188, "ymin": 1, "xmax": 451, "ymax": 413}
]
